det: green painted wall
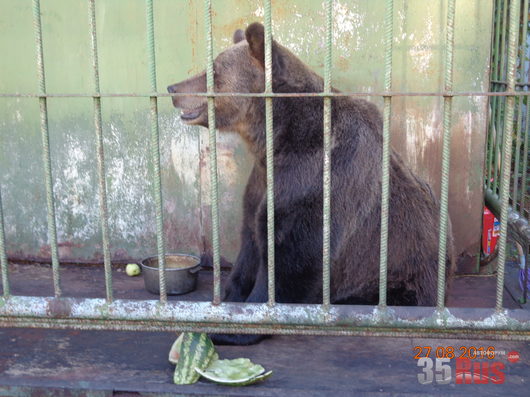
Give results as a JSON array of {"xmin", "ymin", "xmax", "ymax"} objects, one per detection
[{"xmin": 0, "ymin": 0, "xmax": 492, "ymax": 263}]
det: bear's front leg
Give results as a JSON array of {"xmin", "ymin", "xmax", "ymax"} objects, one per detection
[
  {"xmin": 222, "ymin": 223, "xmax": 260, "ymax": 302},
  {"xmin": 211, "ymin": 204, "xmax": 320, "ymax": 345},
  {"xmin": 210, "ymin": 230, "xmax": 262, "ymax": 344},
  {"xmin": 210, "ymin": 264, "xmax": 269, "ymax": 345}
]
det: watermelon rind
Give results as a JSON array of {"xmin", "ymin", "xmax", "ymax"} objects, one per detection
[
  {"xmin": 195, "ymin": 367, "xmax": 273, "ymax": 386},
  {"xmin": 173, "ymin": 332, "xmax": 219, "ymax": 385},
  {"xmin": 168, "ymin": 333, "xmax": 185, "ymax": 364},
  {"xmin": 195, "ymin": 358, "xmax": 272, "ymax": 386}
]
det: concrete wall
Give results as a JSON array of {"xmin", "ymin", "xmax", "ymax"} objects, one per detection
[{"xmin": 0, "ymin": 0, "xmax": 492, "ymax": 264}]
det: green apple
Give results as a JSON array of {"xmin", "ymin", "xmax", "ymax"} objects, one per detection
[{"xmin": 126, "ymin": 263, "xmax": 141, "ymax": 276}]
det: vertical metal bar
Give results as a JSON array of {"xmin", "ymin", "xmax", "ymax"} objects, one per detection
[
  {"xmin": 32, "ymin": 0, "xmax": 61, "ymax": 297},
  {"xmin": 499, "ymin": 0, "xmax": 510, "ymax": 83},
  {"xmin": 513, "ymin": 94, "xmax": 522, "ymax": 210},
  {"xmin": 0, "ymin": 189, "xmax": 9, "ymax": 297},
  {"xmin": 493, "ymin": 95, "xmax": 506, "ymax": 194},
  {"xmin": 487, "ymin": 0, "xmax": 503, "ymax": 190},
  {"xmin": 322, "ymin": 0, "xmax": 333, "ymax": 308},
  {"xmin": 89, "ymin": 0, "xmax": 113, "ymax": 303},
  {"xmin": 378, "ymin": 0, "xmax": 393, "ymax": 307},
  {"xmin": 486, "ymin": 86, "xmax": 498, "ymax": 190},
  {"xmin": 204, "ymin": 0, "xmax": 221, "ymax": 305},
  {"xmin": 494, "ymin": 0, "xmax": 510, "ymax": 194},
  {"xmin": 521, "ymin": 97, "xmax": 530, "ymax": 214},
  {"xmin": 522, "ymin": 247, "xmax": 529, "ymax": 303},
  {"xmin": 264, "ymin": 0, "xmax": 275, "ymax": 306},
  {"xmin": 436, "ymin": 0, "xmax": 456, "ymax": 311},
  {"xmin": 513, "ymin": 0, "xmax": 529, "ymax": 212},
  {"xmin": 146, "ymin": 0, "xmax": 167, "ymax": 303},
  {"xmin": 496, "ymin": 0, "xmax": 520, "ymax": 311},
  {"xmin": 518, "ymin": 0, "xmax": 530, "ymax": 213},
  {"xmin": 492, "ymin": 96, "xmax": 503, "ymax": 194}
]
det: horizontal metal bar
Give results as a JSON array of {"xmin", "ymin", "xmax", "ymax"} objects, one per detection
[
  {"xmin": 3, "ymin": 316, "xmax": 530, "ymax": 343},
  {"xmin": 491, "ymin": 80, "xmax": 530, "ymax": 87},
  {"xmin": 1, "ymin": 296, "xmax": 530, "ymax": 336},
  {"xmin": 2, "ymin": 317, "xmax": 530, "ymax": 341},
  {"xmin": 2, "ymin": 91, "xmax": 530, "ymax": 98}
]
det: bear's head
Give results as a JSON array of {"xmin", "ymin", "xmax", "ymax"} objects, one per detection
[{"xmin": 167, "ymin": 22, "xmax": 322, "ymax": 135}]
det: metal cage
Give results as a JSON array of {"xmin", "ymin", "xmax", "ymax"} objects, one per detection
[{"xmin": 1, "ymin": 0, "xmax": 530, "ymax": 341}]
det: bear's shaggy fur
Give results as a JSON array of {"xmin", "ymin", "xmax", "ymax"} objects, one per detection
[{"xmin": 168, "ymin": 23, "xmax": 454, "ymax": 345}]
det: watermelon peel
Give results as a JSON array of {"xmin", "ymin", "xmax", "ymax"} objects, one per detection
[
  {"xmin": 168, "ymin": 332, "xmax": 184, "ymax": 365},
  {"xmin": 171, "ymin": 332, "xmax": 219, "ymax": 385},
  {"xmin": 195, "ymin": 358, "xmax": 273, "ymax": 386},
  {"xmin": 169, "ymin": 333, "xmax": 272, "ymax": 386}
]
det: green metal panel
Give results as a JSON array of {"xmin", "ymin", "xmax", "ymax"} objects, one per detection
[{"xmin": 0, "ymin": 0, "xmax": 492, "ymax": 264}]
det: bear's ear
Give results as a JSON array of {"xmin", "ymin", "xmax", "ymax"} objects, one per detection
[
  {"xmin": 245, "ymin": 22, "xmax": 266, "ymax": 66},
  {"xmin": 233, "ymin": 29, "xmax": 244, "ymax": 44},
  {"xmin": 246, "ymin": 22, "xmax": 286, "ymax": 85}
]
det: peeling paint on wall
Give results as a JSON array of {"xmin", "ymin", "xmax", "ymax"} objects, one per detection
[
  {"xmin": 404, "ymin": 109, "xmax": 439, "ymax": 170},
  {"xmin": 409, "ymin": 15, "xmax": 434, "ymax": 75},
  {"xmin": 332, "ymin": 0, "xmax": 366, "ymax": 54}
]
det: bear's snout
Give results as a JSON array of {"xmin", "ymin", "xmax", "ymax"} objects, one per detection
[
  {"xmin": 168, "ymin": 72, "xmax": 208, "ymax": 126},
  {"xmin": 168, "ymin": 72, "xmax": 207, "ymax": 96}
]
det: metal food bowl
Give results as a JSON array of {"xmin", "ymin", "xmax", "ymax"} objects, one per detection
[{"xmin": 140, "ymin": 254, "xmax": 201, "ymax": 295}]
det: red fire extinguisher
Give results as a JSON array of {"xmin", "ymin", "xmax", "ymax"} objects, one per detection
[{"xmin": 482, "ymin": 206, "xmax": 499, "ymax": 256}]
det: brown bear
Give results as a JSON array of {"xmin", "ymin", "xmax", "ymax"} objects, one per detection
[{"xmin": 168, "ymin": 23, "xmax": 454, "ymax": 345}]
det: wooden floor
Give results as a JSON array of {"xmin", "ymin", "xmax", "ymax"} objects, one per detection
[
  {"xmin": 0, "ymin": 261, "xmax": 521, "ymax": 307},
  {"xmin": 0, "ymin": 262, "xmax": 528, "ymax": 396}
]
